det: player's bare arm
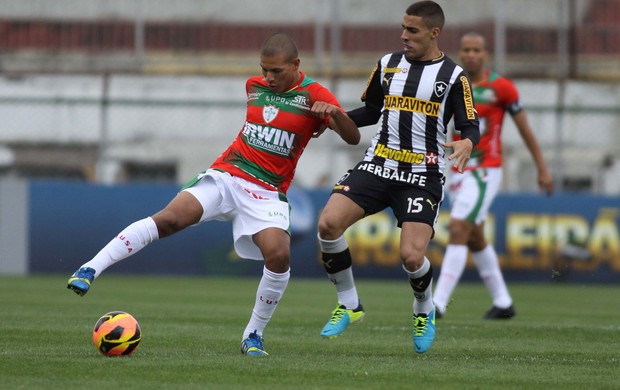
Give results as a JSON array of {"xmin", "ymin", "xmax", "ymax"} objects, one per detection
[
  {"xmin": 312, "ymin": 123, "xmax": 328, "ymax": 138},
  {"xmin": 443, "ymin": 138, "xmax": 473, "ymax": 173},
  {"xmin": 311, "ymin": 101, "xmax": 361, "ymax": 145},
  {"xmin": 512, "ymin": 111, "xmax": 554, "ymax": 195}
]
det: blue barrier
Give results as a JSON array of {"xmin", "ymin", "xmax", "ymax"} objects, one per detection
[{"xmin": 29, "ymin": 181, "xmax": 620, "ymax": 283}]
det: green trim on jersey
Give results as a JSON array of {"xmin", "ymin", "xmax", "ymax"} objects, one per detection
[
  {"xmin": 247, "ymin": 83, "xmax": 314, "ymax": 117},
  {"xmin": 466, "ymin": 169, "xmax": 488, "ymax": 223},
  {"xmin": 181, "ymin": 168, "xmax": 290, "ymax": 204},
  {"xmin": 224, "ymin": 150, "xmax": 286, "ymax": 189},
  {"xmin": 181, "ymin": 171, "xmax": 205, "ymax": 190},
  {"xmin": 299, "ymin": 75, "xmax": 316, "ymax": 87}
]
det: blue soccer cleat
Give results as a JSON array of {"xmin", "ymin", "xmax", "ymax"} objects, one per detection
[
  {"xmin": 320, "ymin": 302, "xmax": 365, "ymax": 338},
  {"xmin": 67, "ymin": 267, "xmax": 96, "ymax": 297},
  {"xmin": 240, "ymin": 330, "xmax": 268, "ymax": 356},
  {"xmin": 412, "ymin": 307, "xmax": 436, "ymax": 353}
]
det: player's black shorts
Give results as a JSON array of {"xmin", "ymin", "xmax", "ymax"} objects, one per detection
[{"xmin": 331, "ymin": 161, "xmax": 445, "ymax": 228}]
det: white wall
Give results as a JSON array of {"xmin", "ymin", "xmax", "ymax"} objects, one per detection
[{"xmin": 1, "ymin": 73, "xmax": 618, "ymax": 191}]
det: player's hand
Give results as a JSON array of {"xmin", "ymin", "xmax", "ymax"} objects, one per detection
[
  {"xmin": 311, "ymin": 101, "xmax": 341, "ymax": 119},
  {"xmin": 538, "ymin": 169, "xmax": 554, "ymax": 196},
  {"xmin": 443, "ymin": 138, "xmax": 473, "ymax": 173}
]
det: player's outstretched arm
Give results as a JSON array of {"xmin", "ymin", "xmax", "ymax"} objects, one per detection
[
  {"xmin": 512, "ymin": 110, "xmax": 554, "ymax": 195},
  {"xmin": 311, "ymin": 101, "xmax": 361, "ymax": 145}
]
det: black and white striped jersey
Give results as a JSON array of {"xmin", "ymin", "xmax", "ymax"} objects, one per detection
[{"xmin": 351, "ymin": 51, "xmax": 479, "ymax": 177}]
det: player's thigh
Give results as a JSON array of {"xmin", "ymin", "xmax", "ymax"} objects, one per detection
[
  {"xmin": 320, "ymin": 168, "xmax": 389, "ymax": 236},
  {"xmin": 449, "ymin": 168, "xmax": 501, "ymax": 224},
  {"xmin": 400, "ymin": 221, "xmax": 434, "ymax": 264},
  {"xmin": 182, "ymin": 170, "xmax": 231, "ymax": 221},
  {"xmin": 253, "ymin": 227, "xmax": 291, "ymax": 270},
  {"xmin": 389, "ymin": 179, "xmax": 443, "ymax": 228},
  {"xmin": 152, "ymin": 191, "xmax": 204, "ymax": 236},
  {"xmin": 318, "ymin": 193, "xmax": 365, "ymax": 238},
  {"xmin": 229, "ymin": 181, "xmax": 291, "ymax": 261}
]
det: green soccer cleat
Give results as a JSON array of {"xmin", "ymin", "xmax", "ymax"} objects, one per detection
[
  {"xmin": 240, "ymin": 330, "xmax": 268, "ymax": 356},
  {"xmin": 67, "ymin": 267, "xmax": 96, "ymax": 296},
  {"xmin": 412, "ymin": 307, "xmax": 436, "ymax": 354},
  {"xmin": 320, "ymin": 302, "xmax": 365, "ymax": 338}
]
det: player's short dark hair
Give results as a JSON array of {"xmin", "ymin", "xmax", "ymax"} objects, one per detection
[
  {"xmin": 260, "ymin": 32, "xmax": 299, "ymax": 63},
  {"xmin": 406, "ymin": 1, "xmax": 445, "ymax": 30}
]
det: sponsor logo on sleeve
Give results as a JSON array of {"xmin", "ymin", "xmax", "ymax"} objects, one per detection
[{"xmin": 460, "ymin": 75, "xmax": 476, "ymax": 120}]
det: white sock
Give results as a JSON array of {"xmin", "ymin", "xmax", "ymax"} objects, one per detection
[
  {"xmin": 318, "ymin": 234, "xmax": 359, "ymax": 309},
  {"xmin": 327, "ymin": 268, "xmax": 359, "ymax": 309},
  {"xmin": 403, "ymin": 258, "xmax": 433, "ymax": 315},
  {"xmin": 473, "ymin": 245, "xmax": 512, "ymax": 308},
  {"xmin": 81, "ymin": 217, "xmax": 159, "ymax": 278},
  {"xmin": 243, "ymin": 266, "xmax": 290, "ymax": 340},
  {"xmin": 433, "ymin": 244, "xmax": 468, "ymax": 313}
]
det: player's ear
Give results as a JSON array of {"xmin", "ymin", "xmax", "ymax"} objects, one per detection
[{"xmin": 431, "ymin": 27, "xmax": 441, "ymax": 39}]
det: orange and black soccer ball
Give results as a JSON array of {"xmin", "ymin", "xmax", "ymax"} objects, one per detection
[{"xmin": 92, "ymin": 311, "xmax": 141, "ymax": 356}]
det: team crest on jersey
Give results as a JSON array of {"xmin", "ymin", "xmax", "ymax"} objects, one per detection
[
  {"xmin": 434, "ymin": 81, "xmax": 448, "ymax": 98},
  {"xmin": 478, "ymin": 88, "xmax": 498, "ymax": 104},
  {"xmin": 263, "ymin": 105, "xmax": 279, "ymax": 123}
]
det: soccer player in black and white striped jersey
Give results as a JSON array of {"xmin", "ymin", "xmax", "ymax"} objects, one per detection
[{"xmin": 317, "ymin": 1, "xmax": 480, "ymax": 354}]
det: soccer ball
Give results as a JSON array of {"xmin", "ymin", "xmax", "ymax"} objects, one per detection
[{"xmin": 92, "ymin": 311, "xmax": 141, "ymax": 356}]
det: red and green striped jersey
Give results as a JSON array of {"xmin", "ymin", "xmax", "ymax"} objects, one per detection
[
  {"xmin": 453, "ymin": 69, "xmax": 522, "ymax": 170},
  {"xmin": 210, "ymin": 72, "xmax": 341, "ymax": 194}
]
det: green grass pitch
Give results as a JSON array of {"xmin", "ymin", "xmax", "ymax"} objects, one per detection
[{"xmin": 1, "ymin": 274, "xmax": 618, "ymax": 389}]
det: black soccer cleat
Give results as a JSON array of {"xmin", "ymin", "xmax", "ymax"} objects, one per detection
[{"xmin": 483, "ymin": 304, "xmax": 516, "ymax": 320}]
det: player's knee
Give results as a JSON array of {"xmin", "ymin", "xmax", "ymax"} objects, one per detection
[
  {"xmin": 317, "ymin": 215, "xmax": 343, "ymax": 240},
  {"xmin": 264, "ymin": 248, "xmax": 290, "ymax": 273},
  {"xmin": 401, "ymin": 249, "xmax": 425, "ymax": 271},
  {"xmin": 467, "ymin": 235, "xmax": 487, "ymax": 252},
  {"xmin": 448, "ymin": 219, "xmax": 472, "ymax": 242},
  {"xmin": 152, "ymin": 211, "xmax": 186, "ymax": 237}
]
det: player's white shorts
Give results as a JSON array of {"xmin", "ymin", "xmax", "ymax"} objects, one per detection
[
  {"xmin": 447, "ymin": 167, "xmax": 502, "ymax": 225},
  {"xmin": 182, "ymin": 169, "xmax": 290, "ymax": 260}
]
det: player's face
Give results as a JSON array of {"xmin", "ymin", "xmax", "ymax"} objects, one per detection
[
  {"xmin": 400, "ymin": 15, "xmax": 439, "ymax": 61},
  {"xmin": 260, "ymin": 54, "xmax": 301, "ymax": 94},
  {"xmin": 459, "ymin": 36, "xmax": 488, "ymax": 75}
]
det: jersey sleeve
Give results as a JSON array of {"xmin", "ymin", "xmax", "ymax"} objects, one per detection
[
  {"xmin": 308, "ymin": 82, "xmax": 344, "ymax": 126},
  {"xmin": 347, "ymin": 61, "xmax": 384, "ymax": 127},
  {"xmin": 246, "ymin": 76, "xmax": 258, "ymax": 94},
  {"xmin": 496, "ymin": 77, "xmax": 523, "ymax": 116},
  {"xmin": 450, "ymin": 71, "xmax": 480, "ymax": 146}
]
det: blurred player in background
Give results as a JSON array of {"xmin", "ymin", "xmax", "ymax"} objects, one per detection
[
  {"xmin": 316, "ymin": 1, "xmax": 479, "ymax": 353},
  {"xmin": 67, "ymin": 32, "xmax": 360, "ymax": 356},
  {"xmin": 433, "ymin": 32, "xmax": 554, "ymax": 320}
]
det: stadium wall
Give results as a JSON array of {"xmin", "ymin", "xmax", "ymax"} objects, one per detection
[
  {"xmin": 0, "ymin": 178, "xmax": 28, "ymax": 274},
  {"xmin": 8, "ymin": 180, "xmax": 619, "ymax": 283},
  {"xmin": 2, "ymin": 74, "xmax": 619, "ymax": 192}
]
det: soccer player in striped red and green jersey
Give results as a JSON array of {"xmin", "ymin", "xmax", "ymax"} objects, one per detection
[
  {"xmin": 434, "ymin": 32, "xmax": 553, "ymax": 320},
  {"xmin": 211, "ymin": 60, "xmax": 358, "ymax": 194},
  {"xmin": 67, "ymin": 32, "xmax": 360, "ymax": 357}
]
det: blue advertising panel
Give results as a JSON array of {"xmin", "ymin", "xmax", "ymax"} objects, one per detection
[{"xmin": 29, "ymin": 181, "xmax": 620, "ymax": 283}]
